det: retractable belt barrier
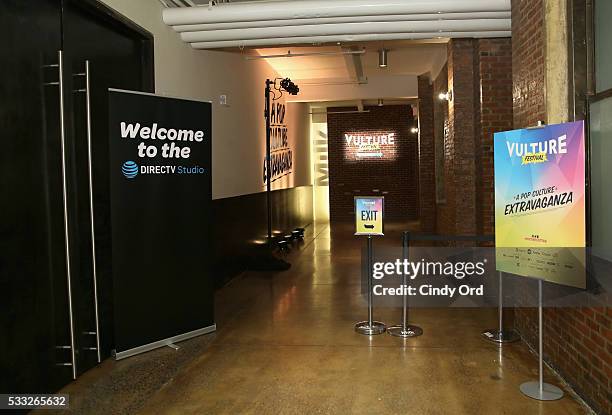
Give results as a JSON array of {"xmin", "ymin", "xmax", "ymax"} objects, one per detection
[{"xmin": 387, "ymin": 232, "xmax": 514, "ymax": 340}]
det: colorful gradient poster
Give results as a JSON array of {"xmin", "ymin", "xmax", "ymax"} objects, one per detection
[
  {"xmin": 355, "ymin": 196, "xmax": 384, "ymax": 236},
  {"xmin": 494, "ymin": 121, "xmax": 586, "ymax": 288}
]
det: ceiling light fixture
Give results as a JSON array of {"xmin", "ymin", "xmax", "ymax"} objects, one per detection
[
  {"xmin": 378, "ymin": 49, "xmax": 388, "ymax": 68},
  {"xmin": 378, "ymin": 99, "xmax": 384, "ymax": 107},
  {"xmin": 279, "ymin": 78, "xmax": 300, "ymax": 95},
  {"xmin": 411, "ymin": 127, "xmax": 419, "ymax": 134}
]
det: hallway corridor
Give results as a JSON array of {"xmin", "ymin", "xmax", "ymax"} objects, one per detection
[{"xmin": 50, "ymin": 224, "xmax": 590, "ymax": 415}]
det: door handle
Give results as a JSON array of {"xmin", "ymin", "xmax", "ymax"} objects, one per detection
[
  {"xmin": 45, "ymin": 50, "xmax": 77, "ymax": 380},
  {"xmin": 74, "ymin": 61, "xmax": 102, "ymax": 364}
]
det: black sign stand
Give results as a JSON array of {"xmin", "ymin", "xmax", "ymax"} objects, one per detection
[{"xmin": 108, "ymin": 89, "xmax": 215, "ymax": 359}]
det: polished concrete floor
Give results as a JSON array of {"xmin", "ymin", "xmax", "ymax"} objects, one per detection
[{"xmin": 46, "ymin": 222, "xmax": 591, "ymax": 415}]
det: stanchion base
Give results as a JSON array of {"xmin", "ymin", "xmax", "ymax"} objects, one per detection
[
  {"xmin": 520, "ymin": 381, "xmax": 564, "ymax": 401},
  {"xmin": 387, "ymin": 325, "xmax": 423, "ymax": 338},
  {"xmin": 481, "ymin": 329, "xmax": 520, "ymax": 344},
  {"xmin": 354, "ymin": 321, "xmax": 386, "ymax": 335}
]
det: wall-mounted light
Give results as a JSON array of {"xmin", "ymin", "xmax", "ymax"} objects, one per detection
[
  {"xmin": 378, "ymin": 49, "xmax": 388, "ymax": 68},
  {"xmin": 377, "ymin": 99, "xmax": 384, "ymax": 107},
  {"xmin": 438, "ymin": 90, "xmax": 453, "ymax": 101},
  {"xmin": 411, "ymin": 127, "xmax": 419, "ymax": 134}
]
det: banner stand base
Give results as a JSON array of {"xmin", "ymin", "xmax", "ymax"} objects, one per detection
[
  {"xmin": 481, "ymin": 329, "xmax": 520, "ymax": 344},
  {"xmin": 387, "ymin": 325, "xmax": 423, "ymax": 338},
  {"xmin": 520, "ymin": 381, "xmax": 564, "ymax": 401},
  {"xmin": 355, "ymin": 321, "xmax": 386, "ymax": 335},
  {"xmin": 113, "ymin": 324, "xmax": 216, "ymax": 360}
]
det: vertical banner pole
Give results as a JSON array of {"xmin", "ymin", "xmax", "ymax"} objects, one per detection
[
  {"xmin": 367, "ymin": 236, "xmax": 374, "ymax": 327},
  {"xmin": 519, "ymin": 279, "xmax": 564, "ymax": 400},
  {"xmin": 264, "ymin": 80, "xmax": 273, "ymax": 244},
  {"xmin": 388, "ymin": 232, "xmax": 422, "ymax": 337},
  {"xmin": 538, "ymin": 279, "xmax": 544, "ymax": 394},
  {"xmin": 498, "ymin": 271, "xmax": 503, "ymax": 333},
  {"xmin": 482, "ymin": 271, "xmax": 519, "ymax": 343},
  {"xmin": 355, "ymin": 235, "xmax": 386, "ymax": 335},
  {"xmin": 402, "ymin": 266, "xmax": 407, "ymax": 328}
]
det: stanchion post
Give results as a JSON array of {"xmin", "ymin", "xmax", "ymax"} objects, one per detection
[
  {"xmin": 388, "ymin": 232, "xmax": 423, "ymax": 338},
  {"xmin": 519, "ymin": 279, "xmax": 564, "ymax": 401},
  {"xmin": 355, "ymin": 236, "xmax": 386, "ymax": 335},
  {"xmin": 482, "ymin": 271, "xmax": 519, "ymax": 343}
]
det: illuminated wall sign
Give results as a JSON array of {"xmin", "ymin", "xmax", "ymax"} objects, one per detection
[
  {"xmin": 264, "ymin": 102, "xmax": 293, "ymax": 185},
  {"xmin": 344, "ymin": 132, "xmax": 396, "ymax": 160}
]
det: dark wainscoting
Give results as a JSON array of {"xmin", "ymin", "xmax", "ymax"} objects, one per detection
[{"xmin": 211, "ymin": 185, "xmax": 313, "ymax": 287}]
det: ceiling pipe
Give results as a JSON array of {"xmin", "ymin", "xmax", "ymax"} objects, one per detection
[
  {"xmin": 172, "ymin": 11, "xmax": 511, "ymax": 32},
  {"xmin": 180, "ymin": 19, "xmax": 510, "ymax": 43},
  {"xmin": 190, "ymin": 31, "xmax": 511, "ymax": 49},
  {"xmin": 246, "ymin": 49, "xmax": 366, "ymax": 60},
  {"xmin": 162, "ymin": 0, "xmax": 511, "ymax": 26}
]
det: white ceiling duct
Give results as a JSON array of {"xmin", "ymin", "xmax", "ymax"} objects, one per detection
[
  {"xmin": 172, "ymin": 12, "xmax": 511, "ymax": 32},
  {"xmin": 162, "ymin": 0, "xmax": 511, "ymax": 25},
  {"xmin": 180, "ymin": 19, "xmax": 510, "ymax": 43},
  {"xmin": 190, "ymin": 31, "xmax": 511, "ymax": 49},
  {"xmin": 162, "ymin": 0, "xmax": 511, "ymax": 49}
]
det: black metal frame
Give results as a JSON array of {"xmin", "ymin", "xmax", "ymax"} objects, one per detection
[{"xmin": 264, "ymin": 79, "xmax": 273, "ymax": 243}]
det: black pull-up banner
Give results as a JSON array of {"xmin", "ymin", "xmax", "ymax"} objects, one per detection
[{"xmin": 108, "ymin": 89, "xmax": 214, "ymax": 359}]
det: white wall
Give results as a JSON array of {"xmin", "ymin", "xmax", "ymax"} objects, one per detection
[{"xmin": 99, "ymin": 0, "xmax": 310, "ymax": 199}]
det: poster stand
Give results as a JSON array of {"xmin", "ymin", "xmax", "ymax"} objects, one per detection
[
  {"xmin": 388, "ymin": 232, "xmax": 422, "ymax": 338},
  {"xmin": 519, "ymin": 279, "xmax": 564, "ymax": 401},
  {"xmin": 355, "ymin": 236, "xmax": 386, "ymax": 335},
  {"xmin": 481, "ymin": 271, "xmax": 519, "ymax": 343}
]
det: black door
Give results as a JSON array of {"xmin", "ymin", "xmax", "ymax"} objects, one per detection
[
  {"xmin": 61, "ymin": 0, "xmax": 154, "ymax": 375},
  {"xmin": 0, "ymin": 0, "xmax": 73, "ymax": 393},
  {"xmin": 0, "ymin": 0, "xmax": 153, "ymax": 393}
]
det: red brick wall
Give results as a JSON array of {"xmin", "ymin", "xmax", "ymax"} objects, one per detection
[
  {"xmin": 327, "ymin": 105, "xmax": 418, "ymax": 222},
  {"xmin": 511, "ymin": 1, "xmax": 611, "ymax": 413},
  {"xmin": 418, "ymin": 39, "xmax": 512, "ymax": 239},
  {"xmin": 478, "ymin": 38, "xmax": 513, "ymax": 236},
  {"xmin": 432, "ymin": 66, "xmax": 451, "ymax": 234},
  {"xmin": 417, "ymin": 75, "xmax": 436, "ymax": 233},
  {"xmin": 512, "ymin": 0, "xmax": 546, "ymax": 127},
  {"xmin": 436, "ymin": 39, "xmax": 479, "ymax": 236}
]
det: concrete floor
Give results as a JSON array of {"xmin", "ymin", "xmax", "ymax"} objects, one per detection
[{"xmin": 47, "ymin": 222, "xmax": 591, "ymax": 415}]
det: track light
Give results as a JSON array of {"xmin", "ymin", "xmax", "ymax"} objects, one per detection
[
  {"xmin": 438, "ymin": 90, "xmax": 452, "ymax": 101},
  {"xmin": 378, "ymin": 99, "xmax": 384, "ymax": 107},
  {"xmin": 378, "ymin": 49, "xmax": 388, "ymax": 68},
  {"xmin": 280, "ymin": 78, "xmax": 300, "ymax": 95}
]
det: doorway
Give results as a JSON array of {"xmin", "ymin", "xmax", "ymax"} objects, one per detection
[{"xmin": 0, "ymin": 0, "xmax": 153, "ymax": 393}]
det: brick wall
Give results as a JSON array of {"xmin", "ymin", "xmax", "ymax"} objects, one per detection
[
  {"xmin": 446, "ymin": 39, "xmax": 479, "ymax": 236},
  {"xmin": 432, "ymin": 66, "xmax": 451, "ymax": 233},
  {"xmin": 327, "ymin": 105, "xmax": 418, "ymax": 222},
  {"xmin": 478, "ymin": 38, "xmax": 514, "ymax": 236},
  {"xmin": 512, "ymin": 0, "xmax": 547, "ymax": 127},
  {"xmin": 418, "ymin": 39, "xmax": 513, "ymax": 239},
  {"xmin": 417, "ymin": 76, "xmax": 436, "ymax": 233},
  {"xmin": 512, "ymin": 1, "xmax": 611, "ymax": 413}
]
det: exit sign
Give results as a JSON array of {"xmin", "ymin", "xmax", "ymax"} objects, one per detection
[{"xmin": 355, "ymin": 196, "xmax": 384, "ymax": 236}]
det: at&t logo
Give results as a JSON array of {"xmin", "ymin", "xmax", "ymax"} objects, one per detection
[{"xmin": 122, "ymin": 161, "xmax": 139, "ymax": 179}]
